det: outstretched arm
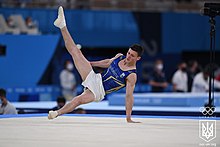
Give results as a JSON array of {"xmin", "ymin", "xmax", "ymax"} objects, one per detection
[
  {"xmin": 90, "ymin": 59, "xmax": 112, "ymax": 68},
  {"xmin": 90, "ymin": 53, "xmax": 123, "ymax": 68},
  {"xmin": 125, "ymin": 73, "xmax": 140, "ymax": 123}
]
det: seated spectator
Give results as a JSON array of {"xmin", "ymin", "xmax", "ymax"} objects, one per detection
[
  {"xmin": 187, "ymin": 60, "xmax": 201, "ymax": 92},
  {"xmin": 6, "ymin": 16, "xmax": 17, "ymax": 28},
  {"xmin": 25, "ymin": 16, "xmax": 37, "ymax": 29},
  {"xmin": 52, "ymin": 96, "xmax": 66, "ymax": 111},
  {"xmin": 73, "ymin": 108, "xmax": 86, "ymax": 114},
  {"xmin": 172, "ymin": 61, "xmax": 188, "ymax": 92},
  {"xmin": 0, "ymin": 88, "xmax": 17, "ymax": 115},
  {"xmin": 149, "ymin": 59, "xmax": 168, "ymax": 92},
  {"xmin": 5, "ymin": 16, "xmax": 21, "ymax": 34},
  {"xmin": 192, "ymin": 65, "xmax": 220, "ymax": 92}
]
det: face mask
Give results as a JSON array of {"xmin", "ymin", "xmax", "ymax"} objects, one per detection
[
  {"xmin": 67, "ymin": 63, "xmax": 73, "ymax": 71},
  {"xmin": 156, "ymin": 64, "xmax": 163, "ymax": 71}
]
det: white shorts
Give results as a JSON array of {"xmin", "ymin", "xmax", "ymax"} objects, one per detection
[{"xmin": 82, "ymin": 70, "xmax": 105, "ymax": 102}]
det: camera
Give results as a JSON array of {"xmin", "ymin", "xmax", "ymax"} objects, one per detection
[{"xmin": 203, "ymin": 3, "xmax": 220, "ymax": 17}]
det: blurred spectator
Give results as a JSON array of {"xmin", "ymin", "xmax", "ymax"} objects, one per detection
[
  {"xmin": 215, "ymin": 67, "xmax": 220, "ymax": 92},
  {"xmin": 60, "ymin": 60, "xmax": 77, "ymax": 101},
  {"xmin": 149, "ymin": 59, "xmax": 168, "ymax": 92},
  {"xmin": 55, "ymin": 0, "xmax": 68, "ymax": 8},
  {"xmin": 172, "ymin": 61, "xmax": 188, "ymax": 92},
  {"xmin": 52, "ymin": 96, "xmax": 66, "ymax": 111},
  {"xmin": 192, "ymin": 65, "xmax": 220, "ymax": 92},
  {"xmin": 0, "ymin": 88, "xmax": 17, "ymax": 115},
  {"xmin": 6, "ymin": 16, "xmax": 17, "ymax": 28},
  {"xmin": 73, "ymin": 108, "xmax": 86, "ymax": 114},
  {"xmin": 25, "ymin": 16, "xmax": 37, "ymax": 29},
  {"xmin": 215, "ymin": 68, "xmax": 220, "ymax": 81},
  {"xmin": 187, "ymin": 60, "xmax": 201, "ymax": 92}
]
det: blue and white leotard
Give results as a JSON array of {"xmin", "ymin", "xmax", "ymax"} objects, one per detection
[{"xmin": 101, "ymin": 55, "xmax": 136, "ymax": 94}]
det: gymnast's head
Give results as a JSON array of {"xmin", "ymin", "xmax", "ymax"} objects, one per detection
[
  {"xmin": 125, "ymin": 44, "xmax": 144, "ymax": 63},
  {"xmin": 130, "ymin": 44, "xmax": 144, "ymax": 57}
]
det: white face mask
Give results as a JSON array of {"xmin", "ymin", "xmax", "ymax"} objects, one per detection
[
  {"xmin": 67, "ymin": 63, "xmax": 73, "ymax": 71},
  {"xmin": 156, "ymin": 64, "xmax": 163, "ymax": 71}
]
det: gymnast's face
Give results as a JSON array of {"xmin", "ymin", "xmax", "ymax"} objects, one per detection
[{"xmin": 125, "ymin": 48, "xmax": 140, "ymax": 63}]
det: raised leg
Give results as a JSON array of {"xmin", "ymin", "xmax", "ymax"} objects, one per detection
[
  {"xmin": 54, "ymin": 6, "xmax": 92, "ymax": 81},
  {"xmin": 48, "ymin": 6, "xmax": 96, "ymax": 120}
]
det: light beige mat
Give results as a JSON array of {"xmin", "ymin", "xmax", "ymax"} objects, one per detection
[{"xmin": 0, "ymin": 116, "xmax": 219, "ymax": 147}]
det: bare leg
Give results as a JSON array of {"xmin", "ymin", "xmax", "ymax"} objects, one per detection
[
  {"xmin": 60, "ymin": 27, "xmax": 92, "ymax": 81},
  {"xmin": 48, "ymin": 89, "xmax": 95, "ymax": 119},
  {"xmin": 48, "ymin": 7, "xmax": 96, "ymax": 120},
  {"xmin": 54, "ymin": 6, "xmax": 93, "ymax": 81},
  {"xmin": 57, "ymin": 89, "xmax": 95, "ymax": 115}
]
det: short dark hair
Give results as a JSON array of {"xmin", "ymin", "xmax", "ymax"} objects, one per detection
[
  {"xmin": 56, "ymin": 96, "xmax": 66, "ymax": 103},
  {"xmin": 130, "ymin": 44, "xmax": 144, "ymax": 57},
  {"xmin": 0, "ymin": 88, "xmax": 6, "ymax": 97}
]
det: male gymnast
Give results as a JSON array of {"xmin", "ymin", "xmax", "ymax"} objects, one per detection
[{"xmin": 48, "ymin": 6, "xmax": 144, "ymax": 123}]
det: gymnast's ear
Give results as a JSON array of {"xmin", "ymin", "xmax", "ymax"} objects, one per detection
[{"xmin": 137, "ymin": 56, "xmax": 141, "ymax": 61}]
